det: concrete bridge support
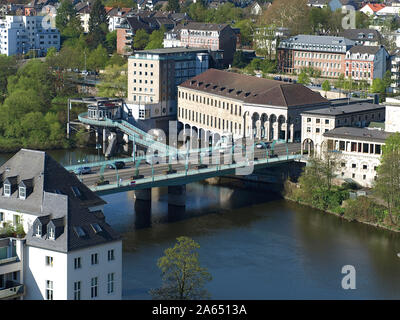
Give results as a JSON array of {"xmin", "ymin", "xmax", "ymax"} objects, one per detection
[
  {"xmin": 167, "ymin": 185, "xmax": 186, "ymax": 222},
  {"xmin": 134, "ymin": 188, "xmax": 152, "ymax": 226}
]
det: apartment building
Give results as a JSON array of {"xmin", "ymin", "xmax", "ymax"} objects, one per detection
[
  {"xmin": 338, "ymin": 29, "xmax": 382, "ymax": 46},
  {"xmin": 126, "ymin": 47, "xmax": 210, "ymax": 121},
  {"xmin": 390, "ymin": 49, "xmax": 400, "ymax": 93},
  {"xmin": 106, "ymin": 7, "xmax": 133, "ymax": 32},
  {"xmin": 0, "ymin": 149, "xmax": 122, "ymax": 300},
  {"xmin": 301, "ymin": 102, "xmax": 385, "ymax": 155},
  {"xmin": 177, "ymin": 69, "xmax": 330, "ymax": 143},
  {"xmin": 323, "ymin": 127, "xmax": 389, "ymax": 187},
  {"xmin": 0, "ymin": 15, "xmax": 60, "ymax": 56},
  {"xmin": 163, "ymin": 22, "xmax": 237, "ymax": 67},
  {"xmin": 277, "ymin": 35, "xmax": 355, "ymax": 77},
  {"xmin": 344, "ymin": 46, "xmax": 389, "ymax": 84}
]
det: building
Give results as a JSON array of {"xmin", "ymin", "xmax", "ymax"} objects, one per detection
[
  {"xmin": 384, "ymin": 96, "xmax": 400, "ymax": 132},
  {"xmin": 106, "ymin": 7, "xmax": 133, "ymax": 32},
  {"xmin": 301, "ymin": 102, "xmax": 385, "ymax": 155},
  {"xmin": 163, "ymin": 22, "xmax": 237, "ymax": 67},
  {"xmin": 344, "ymin": 46, "xmax": 389, "ymax": 84},
  {"xmin": 277, "ymin": 35, "xmax": 355, "ymax": 77},
  {"xmin": 0, "ymin": 15, "xmax": 60, "ymax": 56},
  {"xmin": 253, "ymin": 27, "xmax": 290, "ymax": 59},
  {"xmin": 360, "ymin": 3, "xmax": 386, "ymax": 15},
  {"xmin": 75, "ymin": 1, "xmax": 92, "ymax": 33},
  {"xmin": 338, "ymin": 29, "xmax": 382, "ymax": 46},
  {"xmin": 0, "ymin": 149, "xmax": 122, "ymax": 300},
  {"xmin": 322, "ymin": 127, "xmax": 389, "ymax": 187},
  {"xmin": 177, "ymin": 68, "xmax": 330, "ymax": 143},
  {"xmin": 126, "ymin": 47, "xmax": 210, "ymax": 122}
]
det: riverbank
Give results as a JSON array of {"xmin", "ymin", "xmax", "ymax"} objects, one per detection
[{"xmin": 283, "ymin": 181, "xmax": 400, "ymax": 234}]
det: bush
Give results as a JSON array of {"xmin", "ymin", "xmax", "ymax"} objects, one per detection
[{"xmin": 343, "ymin": 196, "xmax": 386, "ymax": 223}]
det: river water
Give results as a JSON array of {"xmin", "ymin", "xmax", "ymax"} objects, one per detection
[{"xmin": 2, "ymin": 149, "xmax": 400, "ymax": 299}]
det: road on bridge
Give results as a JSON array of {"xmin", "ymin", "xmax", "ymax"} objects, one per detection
[{"xmin": 75, "ymin": 143, "xmax": 301, "ymax": 188}]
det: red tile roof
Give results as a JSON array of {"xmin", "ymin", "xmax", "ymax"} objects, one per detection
[{"xmin": 365, "ymin": 3, "xmax": 385, "ymax": 12}]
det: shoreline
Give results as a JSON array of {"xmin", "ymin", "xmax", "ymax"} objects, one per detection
[{"xmin": 283, "ymin": 194, "xmax": 400, "ymax": 233}]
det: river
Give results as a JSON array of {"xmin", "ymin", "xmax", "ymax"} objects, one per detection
[{"xmin": 2, "ymin": 149, "xmax": 400, "ymax": 299}]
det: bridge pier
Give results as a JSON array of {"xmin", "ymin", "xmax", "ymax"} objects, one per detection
[
  {"xmin": 134, "ymin": 188, "xmax": 152, "ymax": 223},
  {"xmin": 167, "ymin": 185, "xmax": 186, "ymax": 222}
]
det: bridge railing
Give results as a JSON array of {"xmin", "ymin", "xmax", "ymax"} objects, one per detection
[{"xmin": 90, "ymin": 154, "xmax": 301, "ymax": 192}]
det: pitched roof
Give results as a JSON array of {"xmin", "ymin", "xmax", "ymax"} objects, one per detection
[
  {"xmin": 301, "ymin": 102, "xmax": 384, "ymax": 117},
  {"xmin": 179, "ymin": 69, "xmax": 329, "ymax": 108},
  {"xmin": 338, "ymin": 28, "xmax": 382, "ymax": 42},
  {"xmin": 363, "ymin": 3, "xmax": 385, "ymax": 12},
  {"xmin": 180, "ymin": 22, "xmax": 230, "ymax": 32},
  {"xmin": 348, "ymin": 45, "xmax": 382, "ymax": 55},
  {"xmin": 0, "ymin": 149, "xmax": 118, "ymax": 253},
  {"xmin": 323, "ymin": 127, "xmax": 391, "ymax": 142}
]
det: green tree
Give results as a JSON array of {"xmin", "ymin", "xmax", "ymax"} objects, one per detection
[
  {"xmin": 0, "ymin": 55, "xmax": 17, "ymax": 102},
  {"xmin": 166, "ymin": 0, "xmax": 179, "ymax": 12},
  {"xmin": 105, "ymin": 30, "xmax": 117, "ymax": 54},
  {"xmin": 375, "ymin": 132, "xmax": 400, "ymax": 224},
  {"xmin": 150, "ymin": 237, "xmax": 212, "ymax": 300},
  {"xmin": 96, "ymin": 63, "xmax": 127, "ymax": 97},
  {"xmin": 234, "ymin": 19, "xmax": 253, "ymax": 47},
  {"xmin": 370, "ymin": 78, "xmax": 386, "ymax": 94},
  {"xmin": 145, "ymin": 27, "xmax": 166, "ymax": 50},
  {"xmin": 232, "ymin": 51, "xmax": 248, "ymax": 69},
  {"xmin": 55, "ymin": 0, "xmax": 76, "ymax": 33},
  {"xmin": 322, "ymin": 80, "xmax": 331, "ymax": 97},
  {"xmin": 133, "ymin": 29, "xmax": 150, "ymax": 50},
  {"xmin": 87, "ymin": 44, "xmax": 108, "ymax": 72},
  {"xmin": 87, "ymin": 0, "xmax": 109, "ymax": 49},
  {"xmin": 297, "ymin": 70, "xmax": 310, "ymax": 85}
]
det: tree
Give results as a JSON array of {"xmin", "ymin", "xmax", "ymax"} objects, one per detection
[
  {"xmin": 105, "ymin": 30, "xmax": 117, "ymax": 54},
  {"xmin": 0, "ymin": 55, "xmax": 17, "ymax": 102},
  {"xmin": 150, "ymin": 237, "xmax": 212, "ymax": 300},
  {"xmin": 166, "ymin": 0, "xmax": 179, "ymax": 12},
  {"xmin": 234, "ymin": 19, "xmax": 253, "ymax": 47},
  {"xmin": 55, "ymin": 0, "xmax": 75, "ymax": 33},
  {"xmin": 133, "ymin": 29, "xmax": 150, "ymax": 50},
  {"xmin": 370, "ymin": 78, "xmax": 386, "ymax": 94},
  {"xmin": 297, "ymin": 70, "xmax": 310, "ymax": 85},
  {"xmin": 145, "ymin": 27, "xmax": 166, "ymax": 50},
  {"xmin": 261, "ymin": 0, "xmax": 311, "ymax": 35},
  {"xmin": 87, "ymin": 44, "xmax": 108, "ymax": 72},
  {"xmin": 232, "ymin": 51, "xmax": 248, "ymax": 69},
  {"xmin": 375, "ymin": 132, "xmax": 400, "ymax": 224},
  {"xmin": 96, "ymin": 63, "xmax": 127, "ymax": 97},
  {"xmin": 253, "ymin": 24, "xmax": 277, "ymax": 60},
  {"xmin": 322, "ymin": 80, "xmax": 331, "ymax": 97},
  {"xmin": 87, "ymin": 0, "xmax": 109, "ymax": 49}
]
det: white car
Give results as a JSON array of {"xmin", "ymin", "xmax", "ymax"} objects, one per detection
[{"xmin": 146, "ymin": 155, "xmax": 161, "ymax": 165}]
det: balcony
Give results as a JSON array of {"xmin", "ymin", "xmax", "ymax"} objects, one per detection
[
  {"xmin": 0, "ymin": 256, "xmax": 17, "ymax": 266},
  {"xmin": 0, "ymin": 281, "xmax": 24, "ymax": 300}
]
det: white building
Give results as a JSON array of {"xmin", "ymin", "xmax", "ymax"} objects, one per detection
[
  {"xmin": 0, "ymin": 15, "xmax": 60, "ymax": 56},
  {"xmin": 0, "ymin": 149, "xmax": 122, "ymax": 300},
  {"xmin": 107, "ymin": 7, "xmax": 132, "ymax": 32},
  {"xmin": 384, "ymin": 96, "xmax": 400, "ymax": 132}
]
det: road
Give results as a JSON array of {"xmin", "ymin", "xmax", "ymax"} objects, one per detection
[{"xmin": 76, "ymin": 143, "xmax": 301, "ymax": 187}]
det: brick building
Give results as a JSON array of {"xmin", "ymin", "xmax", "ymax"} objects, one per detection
[{"xmin": 277, "ymin": 35, "xmax": 355, "ymax": 78}]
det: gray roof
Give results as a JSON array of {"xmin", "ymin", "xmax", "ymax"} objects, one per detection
[
  {"xmin": 130, "ymin": 47, "xmax": 209, "ymax": 56},
  {"xmin": 0, "ymin": 149, "xmax": 119, "ymax": 253},
  {"xmin": 323, "ymin": 127, "xmax": 391, "ymax": 142},
  {"xmin": 179, "ymin": 22, "xmax": 231, "ymax": 32},
  {"xmin": 279, "ymin": 35, "xmax": 355, "ymax": 52},
  {"xmin": 348, "ymin": 45, "xmax": 383, "ymax": 55},
  {"xmin": 338, "ymin": 28, "xmax": 382, "ymax": 43},
  {"xmin": 301, "ymin": 102, "xmax": 384, "ymax": 117}
]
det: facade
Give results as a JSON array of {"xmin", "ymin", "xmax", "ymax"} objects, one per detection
[
  {"xmin": 384, "ymin": 96, "xmax": 400, "ymax": 132},
  {"xmin": 0, "ymin": 149, "xmax": 122, "ymax": 300},
  {"xmin": 126, "ymin": 48, "xmax": 210, "ymax": 120},
  {"xmin": 177, "ymin": 69, "xmax": 330, "ymax": 143},
  {"xmin": 163, "ymin": 22, "xmax": 237, "ymax": 67},
  {"xmin": 277, "ymin": 35, "xmax": 355, "ymax": 77},
  {"xmin": 344, "ymin": 46, "xmax": 389, "ymax": 84},
  {"xmin": 390, "ymin": 49, "xmax": 400, "ymax": 93},
  {"xmin": 0, "ymin": 15, "xmax": 60, "ymax": 56},
  {"xmin": 301, "ymin": 102, "xmax": 385, "ymax": 156},
  {"xmin": 106, "ymin": 7, "xmax": 133, "ymax": 32},
  {"xmin": 323, "ymin": 127, "xmax": 389, "ymax": 187}
]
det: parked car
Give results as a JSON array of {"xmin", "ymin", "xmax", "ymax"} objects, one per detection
[
  {"xmin": 75, "ymin": 167, "xmax": 92, "ymax": 175},
  {"xmin": 256, "ymin": 143, "xmax": 265, "ymax": 149},
  {"xmin": 146, "ymin": 155, "xmax": 161, "ymax": 165},
  {"xmin": 107, "ymin": 161, "xmax": 125, "ymax": 169}
]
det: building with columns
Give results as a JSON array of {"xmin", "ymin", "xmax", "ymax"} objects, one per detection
[
  {"xmin": 301, "ymin": 102, "xmax": 385, "ymax": 155},
  {"xmin": 177, "ymin": 69, "xmax": 330, "ymax": 143}
]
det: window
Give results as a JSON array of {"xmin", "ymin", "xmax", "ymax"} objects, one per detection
[
  {"xmin": 0, "ymin": 212, "xmax": 3, "ymax": 222},
  {"xmin": 307, "ymin": 118, "xmax": 311, "ymax": 122},
  {"xmin": 48, "ymin": 227, "xmax": 55, "ymax": 240},
  {"xmin": 91, "ymin": 277, "xmax": 98, "ymax": 298},
  {"xmin": 46, "ymin": 280, "xmax": 53, "ymax": 300},
  {"xmin": 35, "ymin": 224, "xmax": 41, "ymax": 237},
  {"xmin": 325, "ymin": 119, "xmax": 329, "ymax": 124},
  {"xmin": 19, "ymin": 187, "xmax": 26, "ymax": 199},
  {"xmin": 74, "ymin": 257, "xmax": 81, "ymax": 269},
  {"xmin": 352, "ymin": 164, "xmax": 356, "ymax": 168},
  {"xmin": 363, "ymin": 165, "xmax": 368, "ymax": 170},
  {"xmin": 307, "ymin": 127, "xmax": 311, "ymax": 133},
  {"xmin": 316, "ymin": 128, "xmax": 320, "ymax": 133},
  {"xmin": 107, "ymin": 249, "xmax": 115, "ymax": 261},
  {"xmin": 45, "ymin": 256, "xmax": 53, "ymax": 267},
  {"xmin": 74, "ymin": 281, "xmax": 81, "ymax": 300},
  {"xmin": 4, "ymin": 183, "xmax": 10, "ymax": 196},
  {"xmin": 107, "ymin": 273, "xmax": 114, "ymax": 294},
  {"xmin": 91, "ymin": 253, "xmax": 98, "ymax": 265}
]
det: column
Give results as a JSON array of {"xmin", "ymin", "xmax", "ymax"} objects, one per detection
[
  {"xmin": 168, "ymin": 185, "xmax": 186, "ymax": 222},
  {"xmin": 290, "ymin": 124, "xmax": 294, "ymax": 143},
  {"xmin": 134, "ymin": 188, "xmax": 151, "ymax": 228},
  {"xmin": 273, "ymin": 122, "xmax": 279, "ymax": 141},
  {"xmin": 284, "ymin": 122, "xmax": 288, "ymax": 142},
  {"xmin": 264, "ymin": 121, "xmax": 270, "ymax": 141}
]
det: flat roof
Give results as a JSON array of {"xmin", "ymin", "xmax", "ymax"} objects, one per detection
[
  {"xmin": 323, "ymin": 127, "xmax": 391, "ymax": 142},
  {"xmin": 301, "ymin": 102, "xmax": 384, "ymax": 117},
  {"xmin": 130, "ymin": 47, "xmax": 209, "ymax": 55}
]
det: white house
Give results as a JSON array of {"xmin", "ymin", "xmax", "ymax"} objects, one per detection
[{"xmin": 0, "ymin": 149, "xmax": 122, "ymax": 300}]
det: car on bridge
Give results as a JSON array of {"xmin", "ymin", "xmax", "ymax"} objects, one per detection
[
  {"xmin": 74, "ymin": 167, "xmax": 92, "ymax": 175},
  {"xmin": 146, "ymin": 155, "xmax": 161, "ymax": 165},
  {"xmin": 256, "ymin": 142, "xmax": 270, "ymax": 149},
  {"xmin": 107, "ymin": 161, "xmax": 125, "ymax": 169}
]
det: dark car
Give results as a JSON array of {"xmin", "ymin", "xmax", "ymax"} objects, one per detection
[
  {"xmin": 74, "ymin": 167, "xmax": 92, "ymax": 175},
  {"xmin": 107, "ymin": 161, "xmax": 125, "ymax": 169}
]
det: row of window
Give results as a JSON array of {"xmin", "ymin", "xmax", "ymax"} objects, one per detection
[
  {"xmin": 133, "ymin": 79, "xmax": 153, "ymax": 85},
  {"xmin": 327, "ymin": 139, "xmax": 382, "ymax": 155},
  {"xmin": 133, "ymin": 62, "xmax": 153, "ymax": 68},
  {"xmin": 44, "ymin": 250, "xmax": 115, "ymax": 269},
  {"xmin": 178, "ymin": 91, "xmax": 242, "ymax": 116},
  {"xmin": 306, "ymin": 113, "xmax": 381, "ymax": 126},
  {"xmin": 346, "ymin": 70, "xmax": 372, "ymax": 79},
  {"xmin": 341, "ymin": 162, "xmax": 378, "ymax": 171},
  {"xmin": 132, "ymin": 71, "xmax": 154, "ymax": 76},
  {"xmin": 295, "ymin": 60, "xmax": 342, "ymax": 69},
  {"xmin": 179, "ymin": 107, "xmax": 242, "ymax": 134},
  {"xmin": 294, "ymin": 52, "xmax": 342, "ymax": 60},
  {"xmin": 133, "ymin": 87, "xmax": 153, "ymax": 93},
  {"xmin": 45, "ymin": 274, "xmax": 115, "ymax": 300},
  {"xmin": 346, "ymin": 62, "xmax": 372, "ymax": 69}
]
